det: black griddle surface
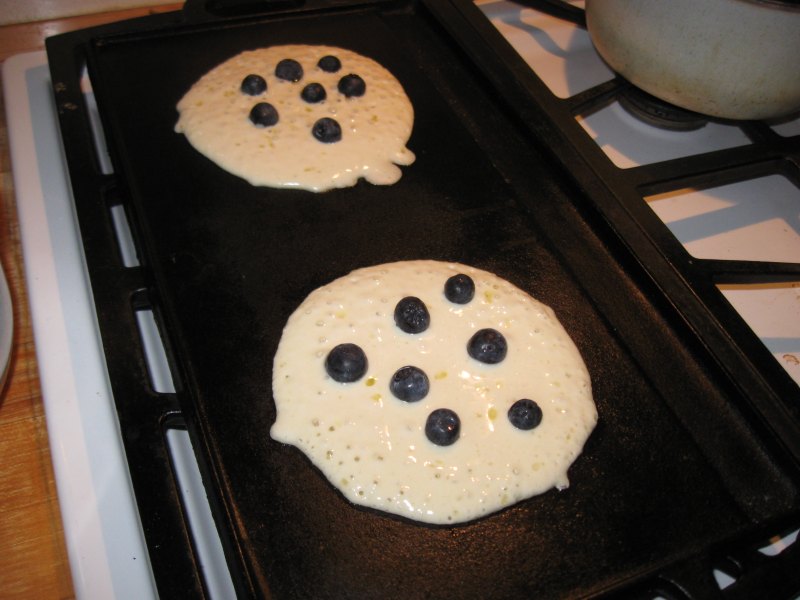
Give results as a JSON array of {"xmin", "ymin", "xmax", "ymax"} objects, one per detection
[{"xmin": 46, "ymin": 1, "xmax": 800, "ymax": 598}]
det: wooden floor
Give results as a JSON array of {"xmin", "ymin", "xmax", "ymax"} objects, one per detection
[{"xmin": 0, "ymin": 5, "xmax": 178, "ymax": 598}]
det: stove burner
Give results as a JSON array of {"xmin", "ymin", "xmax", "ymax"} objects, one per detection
[{"xmin": 618, "ymin": 86, "xmax": 708, "ymax": 131}]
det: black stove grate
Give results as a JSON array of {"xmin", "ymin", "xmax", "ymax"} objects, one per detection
[
  {"xmin": 565, "ymin": 66, "xmax": 800, "ymax": 297},
  {"xmin": 458, "ymin": 0, "xmax": 800, "ymax": 441}
]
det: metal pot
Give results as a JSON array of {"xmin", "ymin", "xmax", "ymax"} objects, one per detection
[{"xmin": 584, "ymin": 0, "xmax": 800, "ymax": 120}]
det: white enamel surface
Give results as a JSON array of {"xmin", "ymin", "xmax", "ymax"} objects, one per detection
[
  {"xmin": 175, "ymin": 45, "xmax": 415, "ymax": 192},
  {"xmin": 478, "ymin": 0, "xmax": 612, "ymax": 99},
  {"xmin": 272, "ymin": 261, "xmax": 597, "ymax": 524},
  {"xmin": 3, "ymin": 51, "xmax": 157, "ymax": 600}
]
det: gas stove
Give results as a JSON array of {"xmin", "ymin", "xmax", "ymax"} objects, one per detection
[{"xmin": 4, "ymin": 1, "xmax": 799, "ymax": 598}]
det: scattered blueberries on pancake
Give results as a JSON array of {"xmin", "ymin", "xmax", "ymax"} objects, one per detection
[
  {"xmin": 390, "ymin": 366, "xmax": 430, "ymax": 402},
  {"xmin": 312, "ymin": 118, "xmax": 342, "ymax": 143},
  {"xmin": 275, "ymin": 58, "xmax": 304, "ymax": 82},
  {"xmin": 394, "ymin": 296, "xmax": 430, "ymax": 334},
  {"xmin": 508, "ymin": 399, "xmax": 543, "ymax": 431},
  {"xmin": 301, "ymin": 82, "xmax": 327, "ymax": 103},
  {"xmin": 325, "ymin": 343, "xmax": 368, "ymax": 383},
  {"xmin": 338, "ymin": 73, "xmax": 367, "ymax": 97},
  {"xmin": 242, "ymin": 58, "xmax": 371, "ymax": 144},
  {"xmin": 249, "ymin": 102, "xmax": 279, "ymax": 127},
  {"xmin": 272, "ymin": 261, "xmax": 596, "ymax": 523},
  {"xmin": 425, "ymin": 409, "xmax": 461, "ymax": 446},
  {"xmin": 240, "ymin": 74, "xmax": 267, "ymax": 96},
  {"xmin": 468, "ymin": 328, "xmax": 508, "ymax": 364},
  {"xmin": 444, "ymin": 273, "xmax": 475, "ymax": 304},
  {"xmin": 318, "ymin": 55, "xmax": 342, "ymax": 73}
]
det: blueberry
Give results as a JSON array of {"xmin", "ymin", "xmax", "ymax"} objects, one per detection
[
  {"xmin": 508, "ymin": 399, "xmax": 543, "ymax": 430},
  {"xmin": 318, "ymin": 55, "xmax": 341, "ymax": 73},
  {"xmin": 301, "ymin": 82, "xmax": 327, "ymax": 103},
  {"xmin": 444, "ymin": 274, "xmax": 475, "ymax": 304},
  {"xmin": 240, "ymin": 74, "xmax": 267, "ymax": 96},
  {"xmin": 325, "ymin": 343, "xmax": 368, "ymax": 383},
  {"xmin": 337, "ymin": 73, "xmax": 366, "ymax": 97},
  {"xmin": 275, "ymin": 58, "xmax": 303, "ymax": 82},
  {"xmin": 425, "ymin": 409, "xmax": 460, "ymax": 446},
  {"xmin": 467, "ymin": 328, "xmax": 507, "ymax": 364},
  {"xmin": 249, "ymin": 102, "xmax": 279, "ymax": 127},
  {"xmin": 312, "ymin": 117, "xmax": 342, "ymax": 143},
  {"xmin": 394, "ymin": 296, "xmax": 430, "ymax": 334},
  {"xmin": 389, "ymin": 366, "xmax": 429, "ymax": 402}
]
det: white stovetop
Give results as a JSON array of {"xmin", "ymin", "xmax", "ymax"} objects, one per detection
[
  {"xmin": 4, "ymin": 51, "xmax": 158, "ymax": 599},
  {"xmin": 4, "ymin": 48, "xmax": 237, "ymax": 600}
]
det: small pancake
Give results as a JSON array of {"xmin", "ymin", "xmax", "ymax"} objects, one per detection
[{"xmin": 175, "ymin": 45, "xmax": 415, "ymax": 191}]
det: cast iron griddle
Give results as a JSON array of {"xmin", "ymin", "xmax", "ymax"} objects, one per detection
[{"xmin": 46, "ymin": 0, "xmax": 800, "ymax": 598}]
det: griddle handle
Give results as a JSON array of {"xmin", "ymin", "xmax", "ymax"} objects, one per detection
[{"xmin": 182, "ymin": 0, "xmax": 305, "ymax": 23}]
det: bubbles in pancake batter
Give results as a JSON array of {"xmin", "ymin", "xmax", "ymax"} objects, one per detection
[
  {"xmin": 175, "ymin": 45, "xmax": 415, "ymax": 191},
  {"xmin": 271, "ymin": 261, "xmax": 597, "ymax": 524}
]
